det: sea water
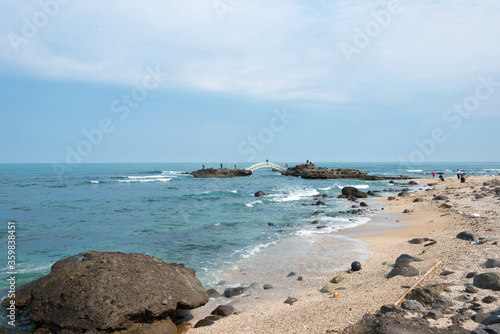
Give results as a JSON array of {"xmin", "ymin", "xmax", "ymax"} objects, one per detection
[{"xmin": 1, "ymin": 162, "xmax": 499, "ymax": 325}]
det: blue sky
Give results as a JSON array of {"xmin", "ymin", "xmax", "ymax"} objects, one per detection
[{"xmin": 1, "ymin": 0, "xmax": 499, "ymax": 165}]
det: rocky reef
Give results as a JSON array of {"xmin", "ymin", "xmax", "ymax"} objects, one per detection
[
  {"xmin": 284, "ymin": 163, "xmax": 409, "ymax": 180},
  {"xmin": 2, "ymin": 251, "xmax": 208, "ymax": 333},
  {"xmin": 190, "ymin": 168, "xmax": 252, "ymax": 178}
]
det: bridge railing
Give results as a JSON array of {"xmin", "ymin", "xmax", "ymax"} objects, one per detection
[{"xmin": 246, "ymin": 162, "xmax": 287, "ymax": 173}]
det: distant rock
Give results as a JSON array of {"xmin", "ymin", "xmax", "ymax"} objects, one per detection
[
  {"xmin": 1, "ymin": 251, "xmax": 208, "ymax": 333},
  {"xmin": 283, "ymin": 164, "xmax": 411, "ymax": 180},
  {"xmin": 254, "ymin": 191, "xmax": 267, "ymax": 197},
  {"xmin": 190, "ymin": 168, "xmax": 252, "ymax": 178}
]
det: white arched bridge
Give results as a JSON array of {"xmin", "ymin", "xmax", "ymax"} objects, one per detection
[{"xmin": 246, "ymin": 162, "xmax": 287, "ymax": 173}]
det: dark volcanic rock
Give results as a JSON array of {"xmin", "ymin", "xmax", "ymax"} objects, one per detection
[
  {"xmin": 456, "ymin": 231, "xmax": 478, "ymax": 241},
  {"xmin": 190, "ymin": 168, "xmax": 252, "ymax": 178},
  {"xmin": 407, "ymin": 284, "xmax": 446, "ymax": 306},
  {"xmin": 341, "ymin": 186, "xmax": 368, "ymax": 199},
  {"xmin": 387, "ymin": 264, "xmax": 419, "ymax": 279},
  {"xmin": 211, "ymin": 305, "xmax": 235, "ymax": 317},
  {"xmin": 394, "ymin": 254, "xmax": 424, "ymax": 266},
  {"xmin": 485, "ymin": 258, "xmax": 500, "ymax": 268},
  {"xmin": 1, "ymin": 251, "xmax": 208, "ymax": 333},
  {"xmin": 254, "ymin": 191, "xmax": 267, "ymax": 197},
  {"xmin": 473, "ymin": 273, "xmax": 500, "ymax": 291},
  {"xmin": 283, "ymin": 164, "xmax": 405, "ymax": 180},
  {"xmin": 224, "ymin": 287, "xmax": 246, "ymax": 298}
]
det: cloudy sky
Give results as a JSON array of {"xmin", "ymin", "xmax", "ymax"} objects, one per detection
[{"xmin": 1, "ymin": 0, "xmax": 499, "ymax": 165}]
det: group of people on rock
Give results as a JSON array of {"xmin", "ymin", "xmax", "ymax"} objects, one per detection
[{"xmin": 432, "ymin": 169, "xmax": 466, "ymax": 183}]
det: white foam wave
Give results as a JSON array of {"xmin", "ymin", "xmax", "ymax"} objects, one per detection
[
  {"xmin": 406, "ymin": 170, "xmax": 423, "ymax": 172},
  {"xmin": 295, "ymin": 216, "xmax": 371, "ymax": 236},
  {"xmin": 118, "ymin": 178, "xmax": 171, "ymax": 183},
  {"xmin": 90, "ymin": 180, "xmax": 99, "ymax": 184},
  {"xmin": 238, "ymin": 241, "xmax": 278, "ymax": 259},
  {"xmin": 245, "ymin": 200, "xmax": 262, "ymax": 207},
  {"xmin": 318, "ymin": 186, "xmax": 332, "ymax": 191},
  {"xmin": 127, "ymin": 175, "xmax": 169, "ymax": 179},
  {"xmin": 272, "ymin": 188, "xmax": 319, "ymax": 202}
]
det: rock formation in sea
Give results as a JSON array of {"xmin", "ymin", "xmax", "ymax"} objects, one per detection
[
  {"xmin": 283, "ymin": 163, "xmax": 408, "ymax": 180},
  {"xmin": 2, "ymin": 251, "xmax": 208, "ymax": 333},
  {"xmin": 190, "ymin": 168, "xmax": 252, "ymax": 178}
]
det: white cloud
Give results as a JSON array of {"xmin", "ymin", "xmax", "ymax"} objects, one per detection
[{"xmin": 1, "ymin": 0, "xmax": 499, "ymax": 103}]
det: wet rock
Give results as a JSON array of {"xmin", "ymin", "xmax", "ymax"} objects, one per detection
[
  {"xmin": 207, "ymin": 289, "xmax": 221, "ymax": 298},
  {"xmin": 394, "ymin": 254, "xmax": 424, "ymax": 266},
  {"xmin": 485, "ymin": 258, "xmax": 500, "ymax": 268},
  {"xmin": 413, "ymin": 198, "xmax": 425, "ymax": 203},
  {"xmin": 194, "ymin": 318, "xmax": 214, "ymax": 328},
  {"xmin": 360, "ymin": 202, "xmax": 368, "ymax": 207},
  {"xmin": 401, "ymin": 299, "xmax": 425, "ymax": 312},
  {"xmin": 211, "ymin": 305, "xmax": 235, "ymax": 317},
  {"xmin": 387, "ymin": 264, "xmax": 419, "ymax": 279},
  {"xmin": 351, "ymin": 261, "xmax": 362, "ymax": 271},
  {"xmin": 287, "ymin": 272, "xmax": 296, "ymax": 277},
  {"xmin": 1, "ymin": 251, "xmax": 208, "ymax": 333},
  {"xmin": 224, "ymin": 287, "xmax": 246, "ymax": 298},
  {"xmin": 341, "ymin": 186, "xmax": 368, "ymax": 199},
  {"xmin": 320, "ymin": 284, "xmax": 335, "ymax": 294},
  {"xmin": 456, "ymin": 231, "xmax": 478, "ymax": 241},
  {"xmin": 254, "ymin": 191, "xmax": 267, "ymax": 197},
  {"xmin": 403, "ymin": 209, "xmax": 411, "ymax": 213},
  {"xmin": 315, "ymin": 200, "xmax": 326, "ymax": 206},
  {"xmin": 473, "ymin": 273, "xmax": 500, "ymax": 291},
  {"xmin": 284, "ymin": 297, "xmax": 298, "ymax": 305}
]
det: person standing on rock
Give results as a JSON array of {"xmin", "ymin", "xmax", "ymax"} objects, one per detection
[
  {"xmin": 202, "ymin": 164, "xmax": 205, "ymax": 170},
  {"xmin": 457, "ymin": 169, "xmax": 461, "ymax": 180},
  {"xmin": 220, "ymin": 163, "xmax": 223, "ymax": 169},
  {"xmin": 432, "ymin": 171, "xmax": 435, "ymax": 179}
]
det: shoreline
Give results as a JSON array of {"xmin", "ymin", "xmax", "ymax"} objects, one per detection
[{"xmin": 190, "ymin": 175, "xmax": 500, "ymax": 333}]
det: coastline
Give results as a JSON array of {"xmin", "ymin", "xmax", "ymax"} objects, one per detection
[{"xmin": 190, "ymin": 175, "xmax": 500, "ymax": 333}]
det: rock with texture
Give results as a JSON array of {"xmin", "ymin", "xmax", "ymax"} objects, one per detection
[{"xmin": 2, "ymin": 251, "xmax": 208, "ymax": 333}]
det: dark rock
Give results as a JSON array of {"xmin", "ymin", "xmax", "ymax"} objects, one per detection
[
  {"xmin": 413, "ymin": 198, "xmax": 425, "ymax": 202},
  {"xmin": 425, "ymin": 310, "xmax": 444, "ymax": 320},
  {"xmin": 398, "ymin": 191, "xmax": 410, "ymax": 197},
  {"xmin": 207, "ymin": 289, "xmax": 221, "ymax": 298},
  {"xmin": 194, "ymin": 318, "xmax": 214, "ymax": 328},
  {"xmin": 465, "ymin": 285, "xmax": 478, "ymax": 293},
  {"xmin": 403, "ymin": 209, "xmax": 411, "ymax": 213},
  {"xmin": 284, "ymin": 164, "xmax": 393, "ymax": 180},
  {"xmin": 263, "ymin": 284, "xmax": 273, "ymax": 290},
  {"xmin": 431, "ymin": 296, "xmax": 453, "ymax": 310},
  {"xmin": 440, "ymin": 271, "xmax": 455, "ymax": 276},
  {"xmin": 191, "ymin": 168, "xmax": 252, "ymax": 178},
  {"xmin": 394, "ymin": 254, "xmax": 424, "ymax": 266},
  {"xmin": 360, "ymin": 202, "xmax": 368, "ymax": 207},
  {"xmin": 310, "ymin": 220, "xmax": 319, "ymax": 224},
  {"xmin": 439, "ymin": 203, "xmax": 452, "ymax": 209},
  {"xmin": 482, "ymin": 296, "xmax": 497, "ymax": 304},
  {"xmin": 432, "ymin": 195, "xmax": 449, "ymax": 201},
  {"xmin": 380, "ymin": 304, "xmax": 403, "ymax": 314},
  {"xmin": 255, "ymin": 191, "xmax": 267, "ymax": 197},
  {"xmin": 204, "ymin": 315, "xmax": 223, "ymax": 322},
  {"xmin": 473, "ymin": 273, "xmax": 500, "ymax": 291},
  {"xmin": 401, "ymin": 299, "xmax": 425, "ymax": 311},
  {"xmin": 466, "ymin": 272, "xmax": 477, "ymax": 278},
  {"xmin": 456, "ymin": 231, "xmax": 478, "ymax": 241},
  {"xmin": 341, "ymin": 187, "xmax": 368, "ymax": 199},
  {"xmin": 485, "ymin": 258, "xmax": 500, "ymax": 268},
  {"xmin": 387, "ymin": 196, "xmax": 396, "ymax": 201},
  {"xmin": 406, "ymin": 284, "xmax": 446, "ymax": 306},
  {"xmin": 267, "ymin": 223, "xmax": 275, "ymax": 226},
  {"xmin": 312, "ymin": 211, "xmax": 324, "ymax": 216},
  {"xmin": 315, "ymin": 200, "xmax": 326, "ymax": 206},
  {"xmin": 1, "ymin": 251, "xmax": 208, "ymax": 333},
  {"xmin": 351, "ymin": 261, "xmax": 361, "ymax": 271},
  {"xmin": 224, "ymin": 287, "xmax": 246, "ymax": 298},
  {"xmin": 408, "ymin": 238, "xmax": 428, "ymax": 244},
  {"xmin": 211, "ymin": 305, "xmax": 235, "ymax": 317},
  {"xmin": 287, "ymin": 272, "xmax": 296, "ymax": 277},
  {"xmin": 387, "ymin": 264, "xmax": 419, "ymax": 279}
]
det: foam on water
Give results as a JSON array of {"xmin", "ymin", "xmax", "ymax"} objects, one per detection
[
  {"xmin": 336, "ymin": 184, "xmax": 370, "ymax": 189},
  {"xmin": 245, "ymin": 200, "xmax": 263, "ymax": 207},
  {"xmin": 271, "ymin": 187, "xmax": 319, "ymax": 202}
]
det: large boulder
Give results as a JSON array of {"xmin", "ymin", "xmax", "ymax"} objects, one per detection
[
  {"xmin": 2, "ymin": 251, "xmax": 208, "ymax": 333},
  {"xmin": 341, "ymin": 186, "xmax": 368, "ymax": 199},
  {"xmin": 190, "ymin": 168, "xmax": 252, "ymax": 178},
  {"xmin": 473, "ymin": 273, "xmax": 500, "ymax": 291}
]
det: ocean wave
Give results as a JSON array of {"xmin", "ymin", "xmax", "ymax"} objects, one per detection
[
  {"xmin": 318, "ymin": 186, "xmax": 332, "ymax": 191},
  {"xmin": 90, "ymin": 180, "xmax": 99, "ymax": 184},
  {"xmin": 0, "ymin": 264, "xmax": 51, "ymax": 275},
  {"xmin": 296, "ymin": 216, "xmax": 371, "ymax": 235},
  {"xmin": 271, "ymin": 187, "xmax": 319, "ymax": 202},
  {"xmin": 245, "ymin": 200, "xmax": 263, "ymax": 207},
  {"xmin": 237, "ymin": 240, "xmax": 278, "ymax": 259},
  {"xmin": 118, "ymin": 178, "xmax": 171, "ymax": 183},
  {"xmin": 406, "ymin": 170, "xmax": 423, "ymax": 172}
]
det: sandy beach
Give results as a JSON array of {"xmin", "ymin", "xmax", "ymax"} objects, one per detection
[{"xmin": 189, "ymin": 175, "xmax": 500, "ymax": 333}]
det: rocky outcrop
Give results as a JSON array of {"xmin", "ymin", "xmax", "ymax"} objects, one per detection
[
  {"xmin": 338, "ymin": 186, "xmax": 368, "ymax": 199},
  {"xmin": 284, "ymin": 164, "xmax": 410, "ymax": 180},
  {"xmin": 190, "ymin": 168, "xmax": 252, "ymax": 178},
  {"xmin": 2, "ymin": 251, "xmax": 208, "ymax": 333}
]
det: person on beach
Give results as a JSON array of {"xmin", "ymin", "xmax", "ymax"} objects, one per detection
[
  {"xmin": 439, "ymin": 175, "xmax": 444, "ymax": 182},
  {"xmin": 457, "ymin": 169, "xmax": 461, "ymax": 180},
  {"xmin": 461, "ymin": 173, "xmax": 466, "ymax": 183},
  {"xmin": 432, "ymin": 171, "xmax": 435, "ymax": 179}
]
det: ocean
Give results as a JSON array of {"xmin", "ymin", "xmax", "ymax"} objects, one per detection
[{"xmin": 1, "ymin": 162, "xmax": 499, "ymax": 326}]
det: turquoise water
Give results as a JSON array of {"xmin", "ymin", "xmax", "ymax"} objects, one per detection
[{"xmin": 1, "ymin": 162, "xmax": 499, "ymax": 325}]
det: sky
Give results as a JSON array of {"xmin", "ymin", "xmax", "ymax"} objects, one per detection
[{"xmin": 1, "ymin": 0, "xmax": 499, "ymax": 165}]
